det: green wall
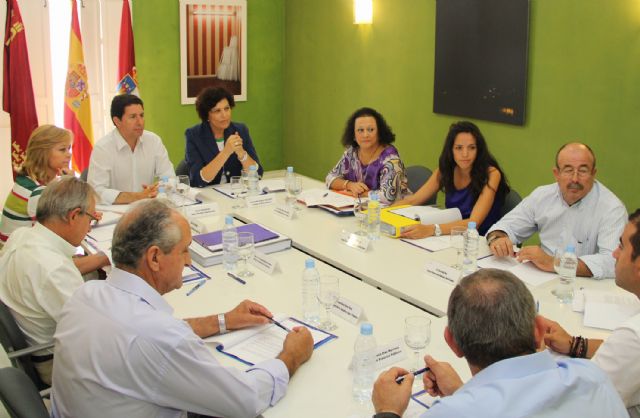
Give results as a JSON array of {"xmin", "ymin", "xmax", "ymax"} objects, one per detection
[
  {"xmin": 133, "ymin": 0, "xmax": 285, "ymax": 170},
  {"xmin": 284, "ymin": 0, "xmax": 640, "ymax": 211}
]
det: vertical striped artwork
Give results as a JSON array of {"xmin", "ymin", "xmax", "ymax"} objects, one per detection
[{"xmin": 186, "ymin": 4, "xmax": 243, "ymax": 78}]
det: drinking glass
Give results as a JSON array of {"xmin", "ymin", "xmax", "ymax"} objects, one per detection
[
  {"xmin": 286, "ymin": 176, "xmax": 303, "ymax": 210},
  {"xmin": 176, "ymin": 175, "xmax": 190, "ymax": 209},
  {"xmin": 450, "ymin": 227, "xmax": 466, "ymax": 270},
  {"xmin": 236, "ymin": 232, "xmax": 255, "ymax": 278},
  {"xmin": 318, "ymin": 275, "xmax": 339, "ymax": 331},
  {"xmin": 353, "ymin": 199, "xmax": 368, "ymax": 236},
  {"xmin": 404, "ymin": 316, "xmax": 431, "ymax": 372},
  {"xmin": 230, "ymin": 176, "xmax": 245, "ymax": 209},
  {"xmin": 241, "ymin": 170, "xmax": 250, "ymax": 205}
]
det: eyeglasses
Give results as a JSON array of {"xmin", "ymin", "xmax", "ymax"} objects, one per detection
[
  {"xmin": 81, "ymin": 211, "xmax": 99, "ymax": 222},
  {"xmin": 559, "ymin": 166, "xmax": 593, "ymax": 178}
]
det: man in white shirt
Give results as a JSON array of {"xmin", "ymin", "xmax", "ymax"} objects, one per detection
[
  {"xmin": 0, "ymin": 176, "xmax": 98, "ymax": 385},
  {"xmin": 486, "ymin": 142, "xmax": 626, "ymax": 278},
  {"xmin": 51, "ymin": 200, "xmax": 314, "ymax": 418},
  {"xmin": 88, "ymin": 94, "xmax": 175, "ymax": 205},
  {"xmin": 542, "ymin": 208, "xmax": 640, "ymax": 417}
]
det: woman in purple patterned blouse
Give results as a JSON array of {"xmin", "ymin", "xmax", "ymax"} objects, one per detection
[{"xmin": 325, "ymin": 107, "xmax": 409, "ymax": 205}]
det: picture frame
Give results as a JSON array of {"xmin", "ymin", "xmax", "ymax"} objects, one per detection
[{"xmin": 179, "ymin": 0, "xmax": 247, "ymax": 104}]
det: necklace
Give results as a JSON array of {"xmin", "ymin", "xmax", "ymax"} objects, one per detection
[{"xmin": 359, "ymin": 144, "xmax": 382, "ymax": 165}]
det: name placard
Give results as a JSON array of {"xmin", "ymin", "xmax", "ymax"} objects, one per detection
[
  {"xmin": 189, "ymin": 218, "xmax": 209, "ymax": 234},
  {"xmin": 246, "ymin": 194, "xmax": 277, "ymax": 208},
  {"xmin": 185, "ymin": 202, "xmax": 219, "ymax": 218},
  {"xmin": 424, "ymin": 260, "xmax": 460, "ymax": 285},
  {"xmin": 273, "ymin": 204, "xmax": 295, "ymax": 220},
  {"xmin": 374, "ymin": 339, "xmax": 407, "ymax": 370},
  {"xmin": 331, "ymin": 296, "xmax": 363, "ymax": 324},
  {"xmin": 251, "ymin": 250, "xmax": 279, "ymax": 274},
  {"xmin": 339, "ymin": 230, "xmax": 370, "ymax": 252}
]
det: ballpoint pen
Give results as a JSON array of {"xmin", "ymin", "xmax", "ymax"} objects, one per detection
[
  {"xmin": 258, "ymin": 313, "xmax": 291, "ymax": 332},
  {"xmin": 396, "ymin": 367, "xmax": 430, "ymax": 384},
  {"xmin": 227, "ymin": 272, "xmax": 247, "ymax": 285},
  {"xmin": 186, "ymin": 279, "xmax": 207, "ymax": 296}
]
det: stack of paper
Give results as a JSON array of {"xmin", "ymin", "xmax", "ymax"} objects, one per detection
[
  {"xmin": 298, "ymin": 189, "xmax": 357, "ymax": 215},
  {"xmin": 582, "ymin": 290, "xmax": 640, "ymax": 330},
  {"xmin": 389, "ymin": 206, "xmax": 462, "ymax": 225},
  {"xmin": 477, "ymin": 256, "xmax": 557, "ymax": 287}
]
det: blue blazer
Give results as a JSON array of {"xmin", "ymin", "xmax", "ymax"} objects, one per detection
[{"xmin": 184, "ymin": 121, "xmax": 263, "ymax": 187}]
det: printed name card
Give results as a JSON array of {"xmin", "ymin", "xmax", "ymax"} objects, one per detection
[
  {"xmin": 189, "ymin": 218, "xmax": 209, "ymax": 234},
  {"xmin": 331, "ymin": 296, "xmax": 364, "ymax": 324},
  {"xmin": 339, "ymin": 230, "xmax": 370, "ymax": 252},
  {"xmin": 374, "ymin": 339, "xmax": 407, "ymax": 369},
  {"xmin": 251, "ymin": 250, "xmax": 279, "ymax": 274},
  {"xmin": 246, "ymin": 194, "xmax": 277, "ymax": 208},
  {"xmin": 425, "ymin": 260, "xmax": 460, "ymax": 285},
  {"xmin": 273, "ymin": 204, "xmax": 295, "ymax": 220},
  {"xmin": 185, "ymin": 202, "xmax": 219, "ymax": 219}
]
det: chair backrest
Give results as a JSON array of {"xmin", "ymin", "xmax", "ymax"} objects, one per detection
[
  {"xmin": 175, "ymin": 159, "xmax": 189, "ymax": 176},
  {"xmin": 500, "ymin": 188, "xmax": 522, "ymax": 218},
  {"xmin": 406, "ymin": 165, "xmax": 436, "ymax": 206},
  {"xmin": 0, "ymin": 302, "xmax": 46, "ymax": 391},
  {"xmin": 80, "ymin": 168, "xmax": 88, "ymax": 182},
  {"xmin": 0, "ymin": 367, "xmax": 49, "ymax": 418}
]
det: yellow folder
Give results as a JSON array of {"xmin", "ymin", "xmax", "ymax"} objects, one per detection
[{"xmin": 380, "ymin": 205, "xmax": 420, "ymax": 238}]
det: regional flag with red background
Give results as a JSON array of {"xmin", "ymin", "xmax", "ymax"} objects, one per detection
[
  {"xmin": 3, "ymin": 0, "xmax": 38, "ymax": 179},
  {"xmin": 64, "ymin": 0, "xmax": 94, "ymax": 173},
  {"xmin": 117, "ymin": 0, "xmax": 138, "ymax": 95}
]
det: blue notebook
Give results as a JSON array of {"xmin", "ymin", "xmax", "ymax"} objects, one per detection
[{"xmin": 193, "ymin": 223, "xmax": 279, "ymax": 252}]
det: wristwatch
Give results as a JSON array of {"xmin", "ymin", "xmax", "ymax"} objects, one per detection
[
  {"xmin": 218, "ymin": 313, "xmax": 228, "ymax": 334},
  {"xmin": 434, "ymin": 224, "xmax": 442, "ymax": 237}
]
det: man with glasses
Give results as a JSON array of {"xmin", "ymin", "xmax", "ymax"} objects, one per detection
[
  {"xmin": 486, "ymin": 142, "xmax": 626, "ymax": 278},
  {"xmin": 0, "ymin": 176, "xmax": 98, "ymax": 384}
]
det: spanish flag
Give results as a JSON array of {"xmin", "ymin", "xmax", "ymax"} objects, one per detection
[
  {"xmin": 117, "ymin": 0, "xmax": 139, "ymax": 95},
  {"xmin": 3, "ymin": 0, "xmax": 38, "ymax": 179},
  {"xmin": 64, "ymin": 0, "xmax": 94, "ymax": 173}
]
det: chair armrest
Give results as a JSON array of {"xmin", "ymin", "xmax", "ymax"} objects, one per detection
[{"xmin": 7, "ymin": 342, "xmax": 55, "ymax": 359}]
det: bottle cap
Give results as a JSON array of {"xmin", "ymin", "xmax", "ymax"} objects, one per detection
[
  {"xmin": 305, "ymin": 259, "xmax": 315, "ymax": 269},
  {"xmin": 360, "ymin": 322, "xmax": 373, "ymax": 336},
  {"xmin": 369, "ymin": 191, "xmax": 379, "ymax": 201},
  {"xmin": 565, "ymin": 244, "xmax": 576, "ymax": 253},
  {"xmin": 467, "ymin": 221, "xmax": 477, "ymax": 230},
  {"xmin": 249, "ymin": 165, "xmax": 257, "ymax": 171},
  {"xmin": 287, "ymin": 166, "xmax": 293, "ymax": 172},
  {"xmin": 161, "ymin": 176, "xmax": 169, "ymax": 182},
  {"xmin": 225, "ymin": 215, "xmax": 234, "ymax": 225}
]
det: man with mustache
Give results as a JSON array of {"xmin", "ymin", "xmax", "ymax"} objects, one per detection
[{"xmin": 486, "ymin": 143, "xmax": 625, "ymax": 278}]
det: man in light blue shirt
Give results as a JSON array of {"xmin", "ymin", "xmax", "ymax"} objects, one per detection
[
  {"xmin": 371, "ymin": 268, "xmax": 627, "ymax": 418},
  {"xmin": 486, "ymin": 142, "xmax": 626, "ymax": 278},
  {"xmin": 51, "ymin": 200, "xmax": 314, "ymax": 418}
]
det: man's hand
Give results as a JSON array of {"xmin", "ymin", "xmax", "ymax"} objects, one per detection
[
  {"xmin": 372, "ymin": 367, "xmax": 414, "ymax": 416},
  {"xmin": 141, "ymin": 182, "xmax": 159, "ymax": 199},
  {"xmin": 539, "ymin": 316, "xmax": 572, "ymax": 355},
  {"xmin": 423, "ymin": 355, "xmax": 463, "ymax": 397},
  {"xmin": 277, "ymin": 326, "xmax": 313, "ymax": 377},
  {"xmin": 489, "ymin": 235, "xmax": 515, "ymax": 257},
  {"xmin": 225, "ymin": 299, "xmax": 273, "ymax": 330},
  {"xmin": 400, "ymin": 224, "xmax": 434, "ymax": 239},
  {"xmin": 517, "ymin": 246, "xmax": 554, "ymax": 272}
]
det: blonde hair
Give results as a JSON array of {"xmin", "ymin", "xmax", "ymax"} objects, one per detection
[{"xmin": 18, "ymin": 125, "xmax": 73, "ymax": 184}]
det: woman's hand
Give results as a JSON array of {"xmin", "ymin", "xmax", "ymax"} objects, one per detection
[
  {"xmin": 346, "ymin": 181, "xmax": 369, "ymax": 197},
  {"xmin": 222, "ymin": 133, "xmax": 244, "ymax": 157},
  {"xmin": 400, "ymin": 224, "xmax": 434, "ymax": 239}
]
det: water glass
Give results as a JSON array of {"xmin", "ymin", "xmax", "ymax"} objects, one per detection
[
  {"xmin": 176, "ymin": 175, "xmax": 190, "ymax": 208},
  {"xmin": 353, "ymin": 199, "xmax": 368, "ymax": 236},
  {"xmin": 236, "ymin": 232, "xmax": 255, "ymax": 278},
  {"xmin": 230, "ymin": 176, "xmax": 245, "ymax": 209},
  {"xmin": 450, "ymin": 227, "xmax": 466, "ymax": 270},
  {"xmin": 404, "ymin": 316, "xmax": 431, "ymax": 372},
  {"xmin": 317, "ymin": 275, "xmax": 339, "ymax": 331},
  {"xmin": 286, "ymin": 176, "xmax": 303, "ymax": 210}
]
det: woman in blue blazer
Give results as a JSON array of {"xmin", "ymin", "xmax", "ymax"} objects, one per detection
[{"xmin": 185, "ymin": 87, "xmax": 263, "ymax": 187}]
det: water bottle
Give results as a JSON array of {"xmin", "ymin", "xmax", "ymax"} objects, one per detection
[
  {"xmin": 157, "ymin": 186, "xmax": 168, "ymax": 200},
  {"xmin": 352, "ymin": 322, "xmax": 378, "ymax": 403},
  {"xmin": 222, "ymin": 215, "xmax": 238, "ymax": 271},
  {"xmin": 555, "ymin": 245, "xmax": 577, "ymax": 303},
  {"xmin": 247, "ymin": 165, "xmax": 260, "ymax": 196},
  {"xmin": 367, "ymin": 191, "xmax": 381, "ymax": 240},
  {"xmin": 462, "ymin": 222, "xmax": 479, "ymax": 275},
  {"xmin": 301, "ymin": 259, "xmax": 320, "ymax": 325},
  {"xmin": 285, "ymin": 166, "xmax": 295, "ymax": 205}
]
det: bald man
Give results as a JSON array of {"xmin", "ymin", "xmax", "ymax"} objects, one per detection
[{"xmin": 486, "ymin": 142, "xmax": 626, "ymax": 278}]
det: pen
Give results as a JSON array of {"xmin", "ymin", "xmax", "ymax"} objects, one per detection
[
  {"xmin": 259, "ymin": 313, "xmax": 291, "ymax": 332},
  {"xmin": 536, "ymin": 300, "xmax": 540, "ymax": 313},
  {"xmin": 227, "ymin": 272, "xmax": 247, "ymax": 285},
  {"xmin": 186, "ymin": 279, "xmax": 207, "ymax": 296},
  {"xmin": 323, "ymin": 192, "xmax": 329, "ymax": 197},
  {"xmin": 396, "ymin": 367, "xmax": 430, "ymax": 384}
]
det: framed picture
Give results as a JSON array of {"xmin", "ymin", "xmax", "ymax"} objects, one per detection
[{"xmin": 179, "ymin": 0, "xmax": 247, "ymax": 104}]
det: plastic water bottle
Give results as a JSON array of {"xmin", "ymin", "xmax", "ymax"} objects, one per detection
[
  {"xmin": 157, "ymin": 186, "xmax": 168, "ymax": 200},
  {"xmin": 462, "ymin": 222, "xmax": 479, "ymax": 275},
  {"xmin": 247, "ymin": 165, "xmax": 260, "ymax": 196},
  {"xmin": 555, "ymin": 245, "xmax": 577, "ymax": 303},
  {"xmin": 367, "ymin": 191, "xmax": 381, "ymax": 240},
  {"xmin": 222, "ymin": 215, "xmax": 238, "ymax": 272},
  {"xmin": 285, "ymin": 166, "xmax": 295, "ymax": 205},
  {"xmin": 352, "ymin": 322, "xmax": 378, "ymax": 403},
  {"xmin": 301, "ymin": 259, "xmax": 320, "ymax": 325}
]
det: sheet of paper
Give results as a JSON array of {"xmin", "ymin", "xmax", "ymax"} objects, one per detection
[
  {"xmin": 299, "ymin": 189, "xmax": 356, "ymax": 208},
  {"xmin": 260, "ymin": 178, "xmax": 286, "ymax": 193},
  {"xmin": 402, "ymin": 236, "xmax": 451, "ymax": 252},
  {"xmin": 583, "ymin": 291, "xmax": 640, "ymax": 330},
  {"xmin": 86, "ymin": 224, "xmax": 117, "ymax": 242},
  {"xmin": 405, "ymin": 390, "xmax": 437, "ymax": 417},
  {"xmin": 477, "ymin": 256, "xmax": 557, "ymax": 287},
  {"xmin": 390, "ymin": 206, "xmax": 462, "ymax": 225}
]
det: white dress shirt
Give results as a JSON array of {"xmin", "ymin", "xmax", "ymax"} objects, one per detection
[
  {"xmin": 487, "ymin": 181, "xmax": 626, "ymax": 278},
  {"xmin": 0, "ymin": 223, "xmax": 83, "ymax": 353},
  {"xmin": 88, "ymin": 128, "xmax": 175, "ymax": 204},
  {"xmin": 51, "ymin": 268, "xmax": 290, "ymax": 418},
  {"xmin": 593, "ymin": 311, "xmax": 640, "ymax": 415}
]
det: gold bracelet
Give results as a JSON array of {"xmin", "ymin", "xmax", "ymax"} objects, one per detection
[{"xmin": 344, "ymin": 180, "xmax": 350, "ymax": 190}]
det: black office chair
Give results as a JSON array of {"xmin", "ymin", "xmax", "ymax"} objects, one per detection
[
  {"xmin": 405, "ymin": 165, "xmax": 437, "ymax": 205},
  {"xmin": 0, "ymin": 367, "xmax": 49, "ymax": 418},
  {"xmin": 0, "ymin": 301, "xmax": 52, "ymax": 391},
  {"xmin": 175, "ymin": 159, "xmax": 189, "ymax": 176},
  {"xmin": 500, "ymin": 188, "xmax": 522, "ymax": 218},
  {"xmin": 80, "ymin": 168, "xmax": 88, "ymax": 181}
]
